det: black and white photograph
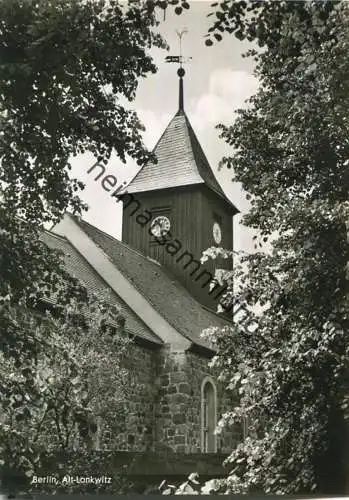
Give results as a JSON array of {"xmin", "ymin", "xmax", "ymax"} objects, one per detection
[{"xmin": 0, "ymin": 0, "xmax": 348, "ymax": 497}]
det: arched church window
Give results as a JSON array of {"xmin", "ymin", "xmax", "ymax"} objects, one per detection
[{"xmin": 201, "ymin": 377, "xmax": 217, "ymax": 453}]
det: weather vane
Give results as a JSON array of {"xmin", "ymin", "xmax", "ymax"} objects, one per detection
[{"xmin": 165, "ymin": 28, "xmax": 192, "ymax": 68}]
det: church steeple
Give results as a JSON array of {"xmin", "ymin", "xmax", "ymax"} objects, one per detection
[
  {"xmin": 126, "ymin": 92, "xmax": 238, "ymax": 213},
  {"xmin": 126, "ymin": 30, "xmax": 238, "ymax": 209},
  {"xmin": 122, "ymin": 38, "xmax": 239, "ymax": 310}
]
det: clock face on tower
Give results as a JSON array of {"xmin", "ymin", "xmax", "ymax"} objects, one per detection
[
  {"xmin": 150, "ymin": 215, "xmax": 171, "ymax": 237},
  {"xmin": 213, "ymin": 222, "xmax": 222, "ymax": 244}
]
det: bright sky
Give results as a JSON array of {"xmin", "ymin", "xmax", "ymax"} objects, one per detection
[{"xmin": 72, "ymin": 0, "xmax": 259, "ymax": 253}]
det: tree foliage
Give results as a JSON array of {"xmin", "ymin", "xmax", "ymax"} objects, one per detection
[
  {"xmin": 0, "ymin": 0, "xmax": 170, "ymax": 222},
  {"xmin": 0, "ymin": 0, "xmax": 169, "ymax": 485},
  {"xmin": 0, "ymin": 274, "xmax": 131, "ymax": 487},
  {"xmin": 201, "ymin": 0, "xmax": 349, "ymax": 494}
]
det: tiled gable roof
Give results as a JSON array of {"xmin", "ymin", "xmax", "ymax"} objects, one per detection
[
  {"xmin": 127, "ymin": 110, "xmax": 238, "ymax": 213},
  {"xmin": 74, "ymin": 217, "xmax": 232, "ymax": 351},
  {"xmin": 41, "ymin": 231, "xmax": 162, "ymax": 346}
]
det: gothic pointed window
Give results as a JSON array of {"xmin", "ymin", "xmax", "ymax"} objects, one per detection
[{"xmin": 201, "ymin": 377, "xmax": 217, "ymax": 453}]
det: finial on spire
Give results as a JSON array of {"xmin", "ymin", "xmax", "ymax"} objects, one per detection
[
  {"xmin": 177, "ymin": 67, "xmax": 185, "ymax": 110},
  {"xmin": 176, "ymin": 28, "xmax": 188, "ymax": 68},
  {"xmin": 176, "ymin": 29, "xmax": 187, "ymax": 111},
  {"xmin": 165, "ymin": 28, "xmax": 192, "ymax": 112}
]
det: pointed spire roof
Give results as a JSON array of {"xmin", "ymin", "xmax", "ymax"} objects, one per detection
[{"xmin": 127, "ymin": 70, "xmax": 239, "ymax": 214}]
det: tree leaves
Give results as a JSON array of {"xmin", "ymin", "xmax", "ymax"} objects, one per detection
[
  {"xmin": 207, "ymin": 0, "xmax": 349, "ymax": 494},
  {"xmin": 1, "ymin": 290, "xmax": 132, "ymax": 487},
  {"xmin": 0, "ymin": 0, "xmax": 167, "ymax": 224},
  {"xmin": 0, "ymin": 0, "xmax": 166, "ymax": 486}
]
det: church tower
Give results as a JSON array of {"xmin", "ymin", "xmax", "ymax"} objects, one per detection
[{"xmin": 122, "ymin": 67, "xmax": 239, "ymax": 311}]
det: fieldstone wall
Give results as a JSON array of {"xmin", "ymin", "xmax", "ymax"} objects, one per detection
[
  {"xmin": 154, "ymin": 346, "xmax": 240, "ymax": 454},
  {"xmin": 186, "ymin": 351, "xmax": 240, "ymax": 454},
  {"xmin": 99, "ymin": 342, "xmax": 158, "ymax": 452},
  {"xmin": 95, "ymin": 341, "xmax": 240, "ymax": 455},
  {"xmin": 154, "ymin": 347, "xmax": 189, "ymax": 452}
]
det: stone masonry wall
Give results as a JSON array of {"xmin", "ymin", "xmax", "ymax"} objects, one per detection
[
  {"xmin": 185, "ymin": 351, "xmax": 241, "ymax": 454},
  {"xmin": 154, "ymin": 346, "xmax": 240, "ymax": 454},
  {"xmin": 99, "ymin": 342, "xmax": 158, "ymax": 452},
  {"xmin": 96, "ymin": 342, "xmax": 240, "ymax": 455},
  {"xmin": 154, "ymin": 347, "xmax": 189, "ymax": 453}
]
